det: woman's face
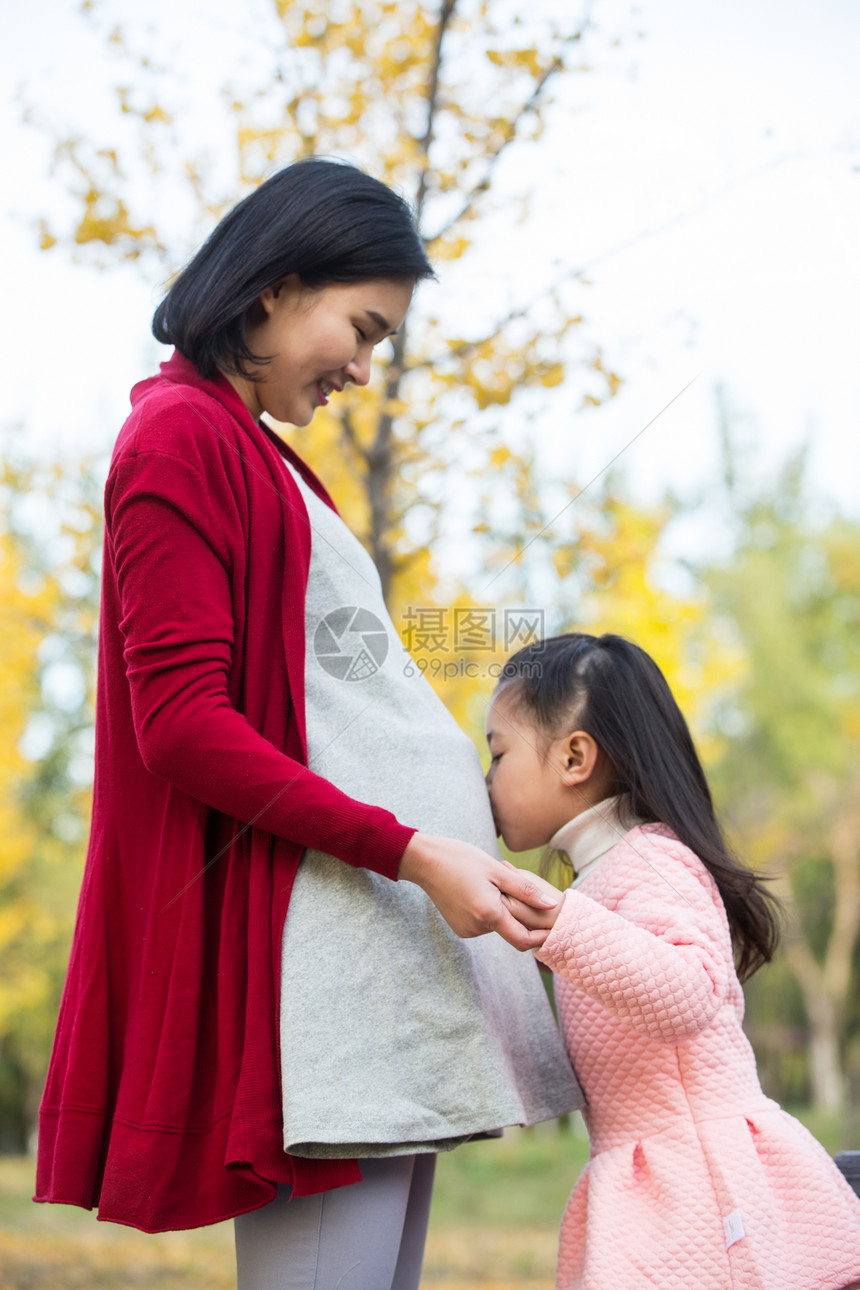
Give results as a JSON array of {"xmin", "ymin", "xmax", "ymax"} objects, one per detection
[{"xmin": 236, "ymin": 276, "xmax": 414, "ymax": 425}]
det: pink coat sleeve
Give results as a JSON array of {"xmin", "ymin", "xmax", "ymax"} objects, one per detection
[
  {"xmin": 535, "ymin": 833, "xmax": 731, "ymax": 1044},
  {"xmin": 106, "ymin": 447, "xmax": 416, "ymax": 878}
]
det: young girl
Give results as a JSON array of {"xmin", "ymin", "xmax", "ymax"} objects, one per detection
[
  {"xmin": 485, "ymin": 632, "xmax": 860, "ymax": 1290},
  {"xmin": 35, "ymin": 158, "xmax": 581, "ymax": 1289}
]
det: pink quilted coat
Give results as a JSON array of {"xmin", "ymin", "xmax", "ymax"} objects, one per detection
[{"xmin": 535, "ymin": 819, "xmax": 860, "ymax": 1290}]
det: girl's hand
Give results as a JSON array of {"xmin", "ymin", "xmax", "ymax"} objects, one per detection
[{"xmin": 399, "ymin": 832, "xmax": 560, "ymax": 952}]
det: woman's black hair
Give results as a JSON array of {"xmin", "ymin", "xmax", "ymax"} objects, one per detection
[
  {"xmin": 497, "ymin": 632, "xmax": 780, "ymax": 981},
  {"xmin": 152, "ymin": 157, "xmax": 434, "ymax": 379}
]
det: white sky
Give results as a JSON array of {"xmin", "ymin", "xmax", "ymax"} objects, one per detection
[{"xmin": 1, "ymin": 0, "xmax": 859, "ymax": 549}]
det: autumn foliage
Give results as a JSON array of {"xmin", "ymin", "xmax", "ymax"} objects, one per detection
[{"xmin": 5, "ymin": 0, "xmax": 860, "ymax": 1164}]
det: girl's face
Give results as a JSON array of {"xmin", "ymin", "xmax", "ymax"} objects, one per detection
[
  {"xmin": 484, "ymin": 687, "xmax": 578, "ymax": 852},
  {"xmin": 233, "ymin": 276, "xmax": 414, "ymax": 425},
  {"xmin": 485, "ymin": 686, "xmax": 610, "ymax": 852}
]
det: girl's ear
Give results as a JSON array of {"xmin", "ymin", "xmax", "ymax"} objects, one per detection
[{"xmin": 559, "ymin": 731, "xmax": 601, "ymax": 786}]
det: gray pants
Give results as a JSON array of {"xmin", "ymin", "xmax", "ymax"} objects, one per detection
[{"xmin": 234, "ymin": 1154, "xmax": 436, "ymax": 1290}]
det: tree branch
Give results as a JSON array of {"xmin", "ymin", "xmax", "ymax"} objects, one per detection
[
  {"xmin": 412, "ymin": 142, "xmax": 857, "ymax": 372},
  {"xmin": 822, "ymin": 776, "xmax": 860, "ymax": 1011},
  {"xmin": 414, "ymin": 0, "xmax": 458, "ymax": 223},
  {"xmin": 358, "ymin": 325, "xmax": 410, "ymax": 602},
  {"xmin": 424, "ymin": 19, "xmax": 590, "ymax": 246},
  {"xmin": 334, "ymin": 405, "xmax": 375, "ymax": 510},
  {"xmin": 338, "ymin": 404, "xmax": 360, "ymax": 453}
]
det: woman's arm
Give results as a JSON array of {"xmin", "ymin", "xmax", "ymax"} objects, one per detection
[{"xmin": 109, "ymin": 449, "xmax": 415, "ymax": 876}]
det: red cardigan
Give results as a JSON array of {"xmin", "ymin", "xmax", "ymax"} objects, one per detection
[{"xmin": 35, "ymin": 351, "xmax": 417, "ymax": 1232}]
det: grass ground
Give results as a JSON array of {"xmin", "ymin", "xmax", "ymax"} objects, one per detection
[
  {"xmin": 2, "ymin": 1109, "xmax": 849, "ymax": 1289},
  {"xmin": 0, "ymin": 1123, "xmax": 591, "ymax": 1289}
]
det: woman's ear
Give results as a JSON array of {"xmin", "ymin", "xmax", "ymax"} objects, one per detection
[
  {"xmin": 258, "ymin": 284, "xmax": 279, "ymax": 315},
  {"xmin": 559, "ymin": 731, "xmax": 601, "ymax": 786},
  {"xmin": 259, "ymin": 274, "xmax": 301, "ymax": 314}
]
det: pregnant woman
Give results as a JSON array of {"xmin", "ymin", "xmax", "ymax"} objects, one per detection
[{"xmin": 35, "ymin": 157, "xmax": 581, "ymax": 1290}]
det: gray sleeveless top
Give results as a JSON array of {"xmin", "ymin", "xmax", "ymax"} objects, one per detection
[{"xmin": 278, "ymin": 462, "xmax": 582, "ymax": 1158}]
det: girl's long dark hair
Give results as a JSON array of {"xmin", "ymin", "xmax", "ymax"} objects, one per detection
[
  {"xmin": 153, "ymin": 157, "xmax": 434, "ymax": 380},
  {"xmin": 498, "ymin": 633, "xmax": 780, "ymax": 981}
]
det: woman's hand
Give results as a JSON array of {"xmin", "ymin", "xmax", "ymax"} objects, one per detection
[
  {"xmin": 500, "ymin": 892, "xmax": 562, "ymax": 932},
  {"xmin": 399, "ymin": 832, "xmax": 561, "ymax": 952},
  {"xmin": 498, "ymin": 859, "xmax": 564, "ymax": 932}
]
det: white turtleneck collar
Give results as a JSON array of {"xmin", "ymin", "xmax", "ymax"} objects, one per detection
[{"xmin": 549, "ymin": 795, "xmax": 645, "ymax": 886}]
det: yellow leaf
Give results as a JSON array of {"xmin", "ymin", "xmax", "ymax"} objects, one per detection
[
  {"xmin": 513, "ymin": 47, "xmax": 543, "ymax": 77},
  {"xmin": 539, "ymin": 363, "xmax": 564, "ymax": 388},
  {"xmin": 143, "ymin": 104, "xmax": 171, "ymax": 124},
  {"xmin": 552, "ymin": 547, "xmax": 573, "ymax": 576}
]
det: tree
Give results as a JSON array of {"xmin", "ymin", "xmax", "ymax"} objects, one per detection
[
  {"xmin": 30, "ymin": 0, "xmax": 623, "ymax": 610},
  {"xmin": 576, "ymin": 490, "xmax": 744, "ymax": 754},
  {"xmin": 707, "ymin": 454, "xmax": 860, "ymax": 1116},
  {"xmin": 0, "ymin": 454, "xmax": 101, "ymax": 1147}
]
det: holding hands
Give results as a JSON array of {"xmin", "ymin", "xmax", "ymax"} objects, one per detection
[
  {"xmin": 497, "ymin": 860, "xmax": 564, "ymax": 933},
  {"xmin": 399, "ymin": 832, "xmax": 562, "ymax": 951}
]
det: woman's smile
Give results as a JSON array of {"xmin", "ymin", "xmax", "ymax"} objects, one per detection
[
  {"xmin": 226, "ymin": 276, "xmax": 413, "ymax": 426},
  {"xmin": 316, "ymin": 377, "xmax": 341, "ymax": 405}
]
